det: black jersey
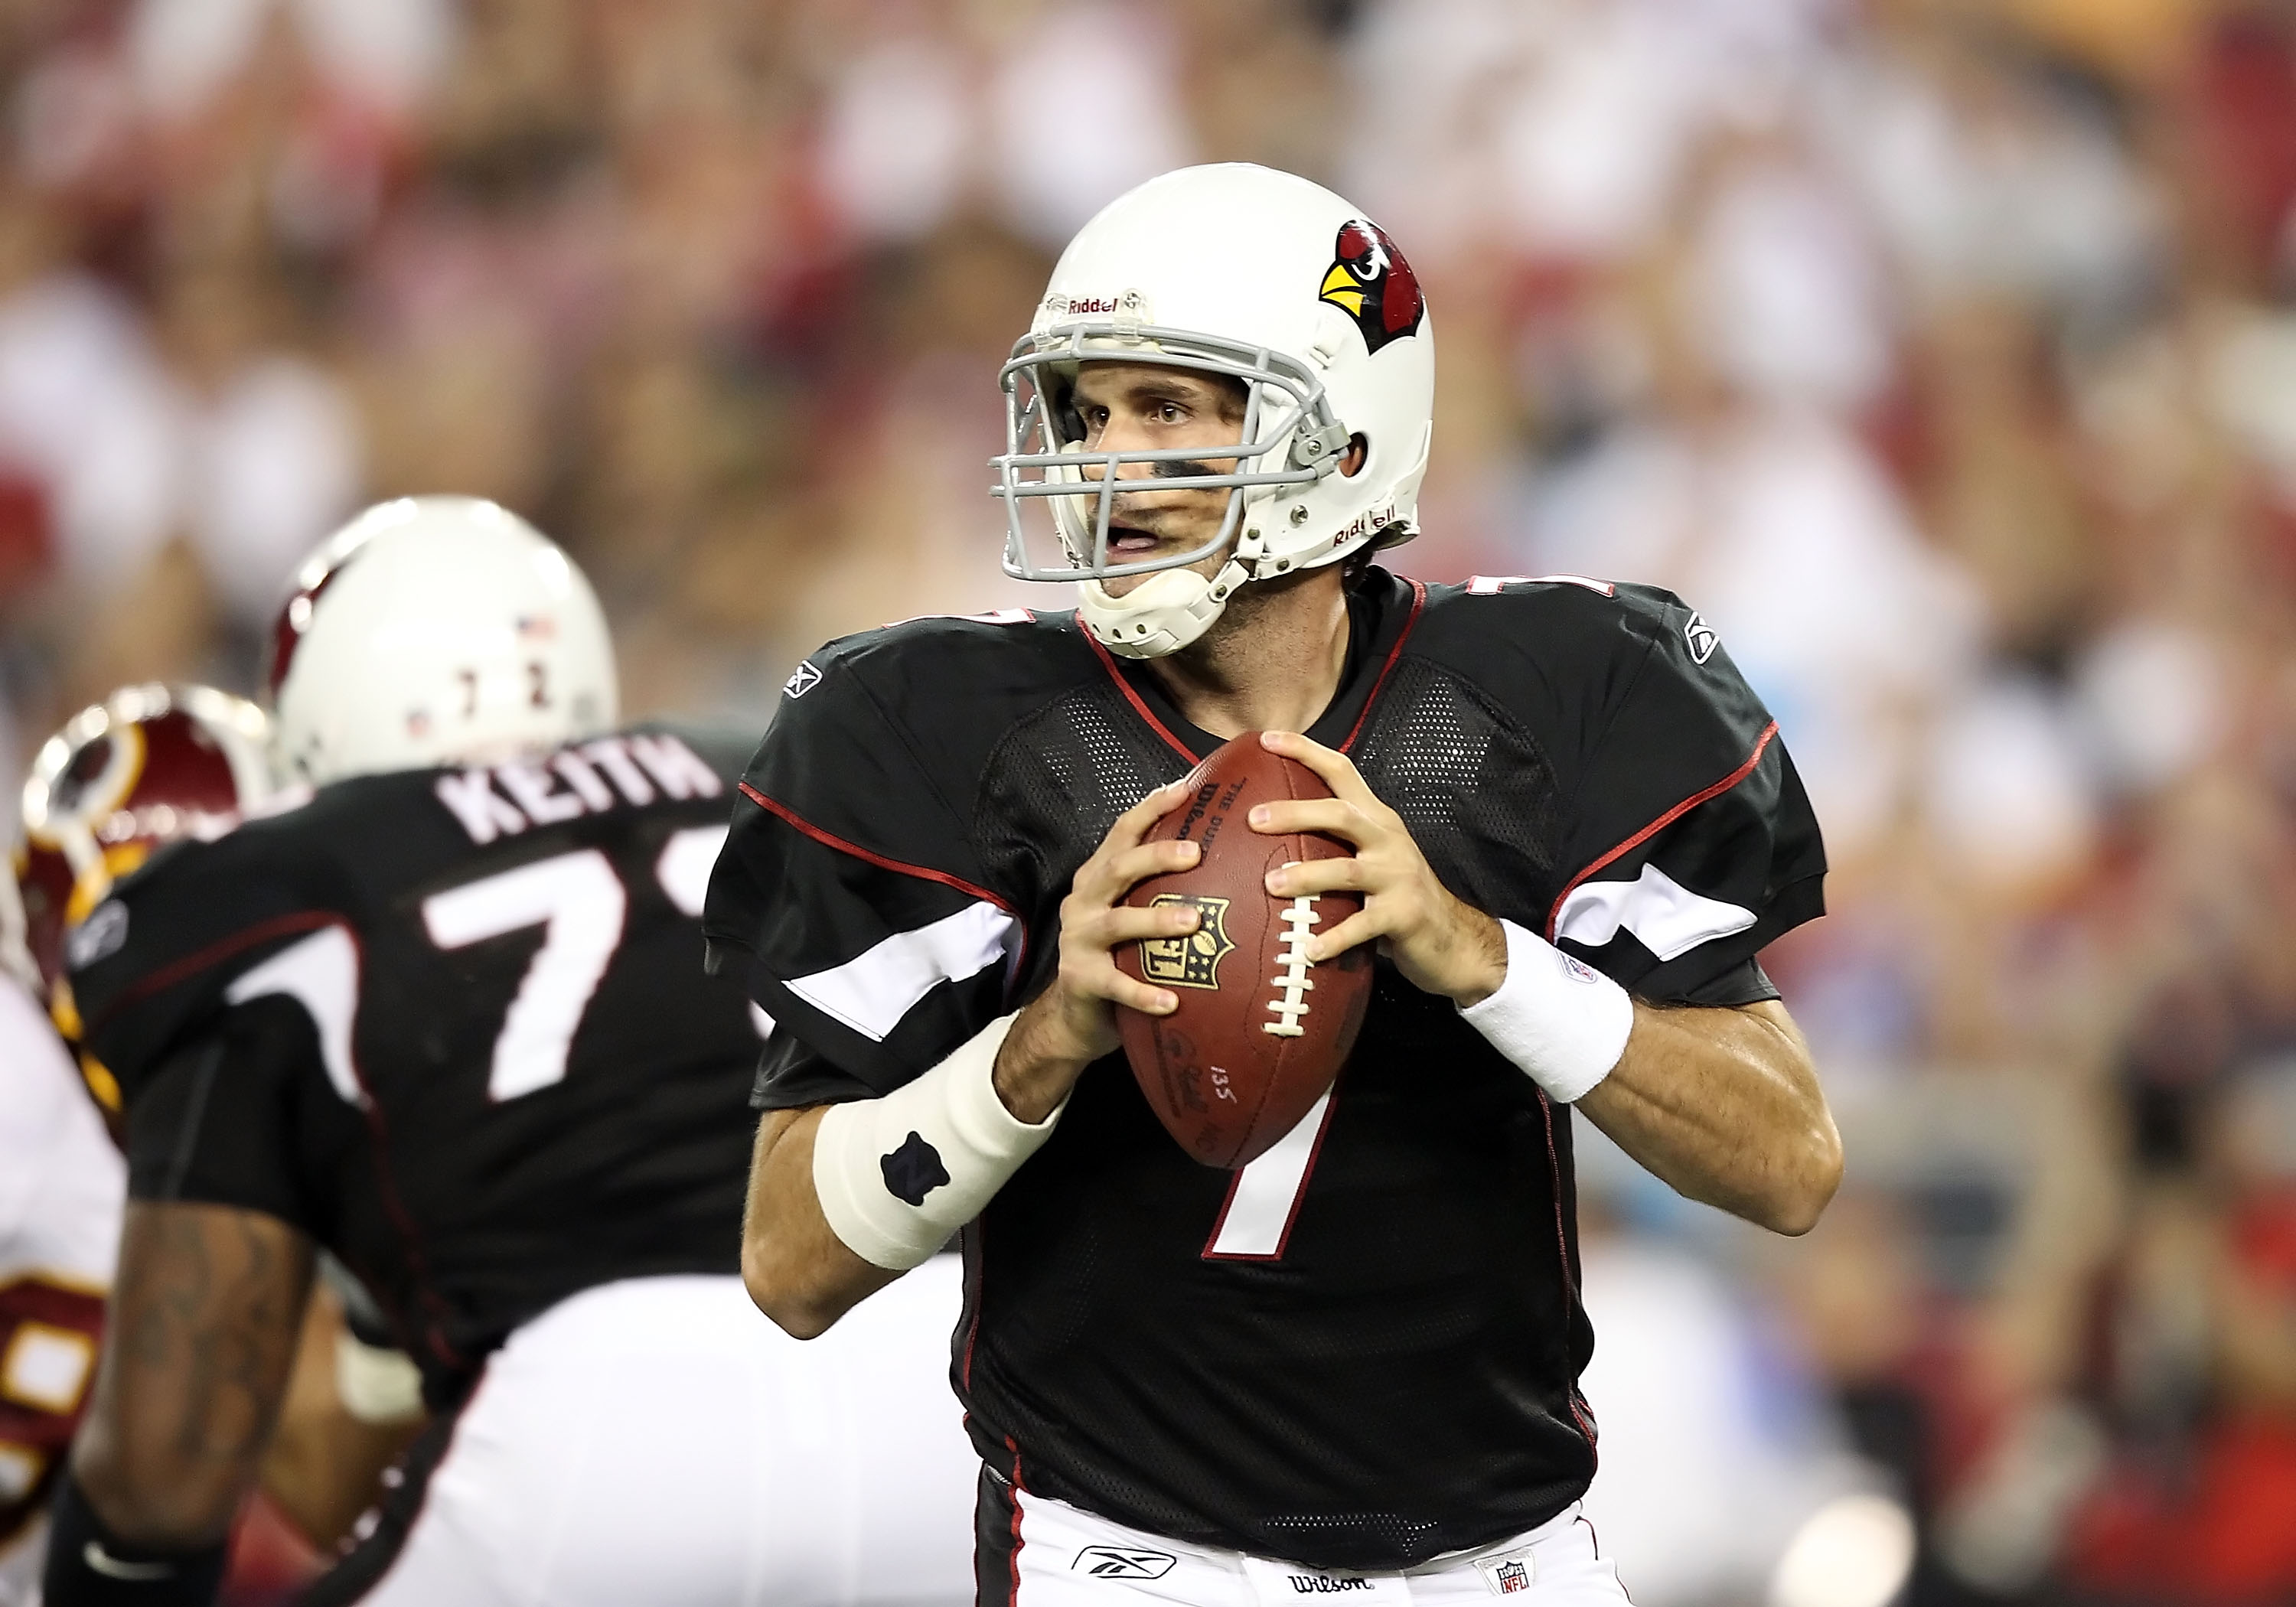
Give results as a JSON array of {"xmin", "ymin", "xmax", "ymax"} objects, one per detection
[
  {"xmin": 67, "ymin": 725, "xmax": 762, "ymax": 1404},
  {"xmin": 703, "ymin": 569, "xmax": 1825, "ymax": 1569}
]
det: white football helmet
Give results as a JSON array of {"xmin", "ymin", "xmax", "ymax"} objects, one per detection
[
  {"xmin": 990, "ymin": 163, "xmax": 1436, "ymax": 658},
  {"xmin": 269, "ymin": 497, "xmax": 618, "ymax": 786}
]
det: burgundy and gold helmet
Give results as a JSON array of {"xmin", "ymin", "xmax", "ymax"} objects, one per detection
[{"xmin": 13, "ymin": 684, "xmax": 273, "ymax": 1004}]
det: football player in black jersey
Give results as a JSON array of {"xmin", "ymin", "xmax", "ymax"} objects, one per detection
[
  {"xmin": 8, "ymin": 683, "xmax": 434, "ymax": 1581},
  {"xmin": 48, "ymin": 499, "xmax": 979, "ymax": 1606},
  {"xmin": 708, "ymin": 165, "xmax": 1843, "ymax": 1603}
]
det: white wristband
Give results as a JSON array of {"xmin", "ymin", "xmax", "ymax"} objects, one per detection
[
  {"xmin": 811, "ymin": 1012, "xmax": 1062, "ymax": 1271},
  {"xmin": 1458, "ymin": 920, "xmax": 1635, "ymax": 1103}
]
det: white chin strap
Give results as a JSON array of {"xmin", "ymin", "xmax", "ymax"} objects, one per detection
[{"xmin": 1078, "ymin": 556, "xmax": 1253, "ymax": 659}]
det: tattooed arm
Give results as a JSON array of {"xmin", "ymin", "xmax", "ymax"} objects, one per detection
[
  {"xmin": 257, "ymin": 1279, "xmax": 428, "ymax": 1548},
  {"xmin": 70, "ymin": 1201, "xmax": 315, "ymax": 1547}
]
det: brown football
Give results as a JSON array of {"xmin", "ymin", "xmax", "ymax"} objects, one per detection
[{"xmin": 1115, "ymin": 733, "xmax": 1373, "ymax": 1169}]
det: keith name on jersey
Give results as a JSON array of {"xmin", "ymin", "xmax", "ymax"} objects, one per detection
[{"xmin": 436, "ymin": 732, "xmax": 723, "ymax": 845}]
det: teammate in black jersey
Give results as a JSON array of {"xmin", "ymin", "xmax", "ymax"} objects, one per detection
[
  {"xmin": 48, "ymin": 499, "xmax": 979, "ymax": 1606},
  {"xmin": 709, "ymin": 165, "xmax": 1843, "ymax": 1603}
]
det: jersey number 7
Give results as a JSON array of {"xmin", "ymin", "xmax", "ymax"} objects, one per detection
[
  {"xmin": 421, "ymin": 827, "xmax": 726, "ymax": 1102},
  {"xmin": 1202, "ymin": 1089, "xmax": 1336, "ymax": 1261}
]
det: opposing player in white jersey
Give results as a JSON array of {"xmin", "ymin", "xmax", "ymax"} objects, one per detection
[
  {"xmin": 0, "ymin": 918, "xmax": 122, "ymax": 1606},
  {"xmin": 49, "ymin": 498, "xmax": 978, "ymax": 1607},
  {"xmin": 1, "ymin": 683, "xmax": 278, "ymax": 1604}
]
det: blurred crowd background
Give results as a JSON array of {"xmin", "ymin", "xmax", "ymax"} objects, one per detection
[{"xmin": 2, "ymin": 0, "xmax": 2295, "ymax": 1602}]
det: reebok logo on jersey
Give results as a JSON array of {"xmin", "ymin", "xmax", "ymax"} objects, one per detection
[
  {"xmin": 784, "ymin": 660, "xmax": 821, "ymax": 698},
  {"xmin": 1288, "ymin": 1576, "xmax": 1374, "ymax": 1594},
  {"xmin": 881, "ymin": 1131, "xmax": 951, "ymax": 1207},
  {"xmin": 1073, "ymin": 1547, "xmax": 1177, "ymax": 1579},
  {"xmin": 1684, "ymin": 612, "xmax": 1719, "ymax": 664}
]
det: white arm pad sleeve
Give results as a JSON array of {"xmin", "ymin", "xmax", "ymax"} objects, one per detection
[
  {"xmin": 810, "ymin": 1012, "xmax": 1063, "ymax": 1271},
  {"xmin": 1457, "ymin": 919, "xmax": 1636, "ymax": 1104}
]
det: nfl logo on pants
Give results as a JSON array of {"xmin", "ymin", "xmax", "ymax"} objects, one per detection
[{"xmin": 1474, "ymin": 1555, "xmax": 1532, "ymax": 1596}]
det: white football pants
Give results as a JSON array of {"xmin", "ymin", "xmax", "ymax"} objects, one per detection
[
  {"xmin": 339, "ymin": 1267, "xmax": 977, "ymax": 1606},
  {"xmin": 988, "ymin": 1485, "xmax": 1633, "ymax": 1607}
]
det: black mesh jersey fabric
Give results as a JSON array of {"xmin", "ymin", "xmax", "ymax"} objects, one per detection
[
  {"xmin": 1342, "ymin": 655, "xmax": 1563, "ymax": 908},
  {"xmin": 708, "ymin": 569, "xmax": 1828, "ymax": 1569},
  {"xmin": 970, "ymin": 614, "xmax": 1571, "ymax": 960},
  {"xmin": 963, "ymin": 963, "xmax": 1599, "ymax": 1566},
  {"xmin": 73, "ymin": 725, "xmax": 763, "ymax": 1403},
  {"xmin": 974, "ymin": 679, "xmax": 1192, "ymax": 931}
]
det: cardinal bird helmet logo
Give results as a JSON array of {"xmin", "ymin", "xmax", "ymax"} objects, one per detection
[{"xmin": 1317, "ymin": 219, "xmax": 1425, "ymax": 355}]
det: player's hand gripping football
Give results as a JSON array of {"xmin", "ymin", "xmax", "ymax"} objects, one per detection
[
  {"xmin": 993, "ymin": 779, "xmax": 1202, "ymax": 1122},
  {"xmin": 1251, "ymin": 730, "xmax": 1508, "ymax": 1007}
]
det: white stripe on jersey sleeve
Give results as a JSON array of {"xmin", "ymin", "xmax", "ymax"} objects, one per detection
[
  {"xmin": 785, "ymin": 901, "xmax": 1019, "ymax": 1045},
  {"xmin": 226, "ymin": 926, "xmax": 366, "ymax": 1105},
  {"xmin": 1554, "ymin": 862, "xmax": 1757, "ymax": 964},
  {"xmin": 654, "ymin": 823, "xmax": 729, "ymax": 918}
]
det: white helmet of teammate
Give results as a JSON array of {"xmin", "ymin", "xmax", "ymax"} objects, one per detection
[
  {"xmin": 268, "ymin": 497, "xmax": 618, "ymax": 787},
  {"xmin": 990, "ymin": 163, "xmax": 1435, "ymax": 658}
]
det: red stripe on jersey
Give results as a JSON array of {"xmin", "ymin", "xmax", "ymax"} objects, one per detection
[
  {"xmin": 738, "ymin": 784, "xmax": 1016, "ymax": 915},
  {"xmin": 1081, "ymin": 581, "xmax": 1430, "ymax": 762},
  {"xmin": 1543, "ymin": 721, "xmax": 1778, "ymax": 942},
  {"xmin": 738, "ymin": 784, "xmax": 1031, "ymax": 1004},
  {"xmin": 1006, "ymin": 1439, "xmax": 1027, "ymax": 1607},
  {"xmin": 93, "ymin": 909, "xmax": 339, "ymax": 1028},
  {"xmin": 960, "ymin": 1221, "xmax": 983, "ymax": 1391},
  {"xmin": 1538, "ymin": 1090, "xmax": 1600, "ymax": 1467},
  {"xmin": 355, "ymin": 1071, "xmax": 473, "ymax": 1373},
  {"xmin": 283, "ymin": 920, "xmax": 470, "ymax": 1373},
  {"xmin": 1081, "ymin": 631, "xmax": 1201, "ymax": 764},
  {"xmin": 1338, "ymin": 580, "xmax": 1426, "ymax": 754}
]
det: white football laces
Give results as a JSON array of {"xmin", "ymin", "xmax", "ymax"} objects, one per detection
[{"xmin": 1264, "ymin": 896, "xmax": 1319, "ymax": 1037}]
